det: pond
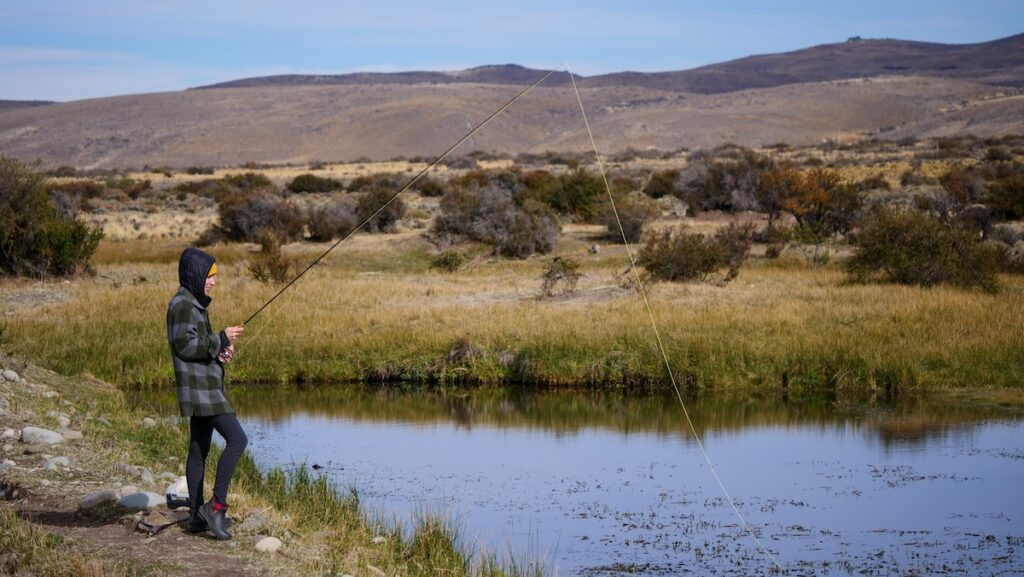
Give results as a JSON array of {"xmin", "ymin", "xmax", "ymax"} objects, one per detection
[{"xmin": 144, "ymin": 387, "xmax": 1024, "ymax": 576}]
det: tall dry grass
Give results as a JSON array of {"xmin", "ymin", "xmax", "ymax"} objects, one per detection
[{"xmin": 3, "ymin": 229, "xmax": 1022, "ymax": 392}]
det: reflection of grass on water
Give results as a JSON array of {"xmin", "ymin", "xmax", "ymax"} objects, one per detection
[{"xmin": 137, "ymin": 384, "xmax": 1024, "ymax": 445}]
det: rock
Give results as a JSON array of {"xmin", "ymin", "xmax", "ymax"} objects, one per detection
[
  {"xmin": 60, "ymin": 430, "xmax": 83, "ymax": 441},
  {"xmin": 20, "ymin": 427, "xmax": 63, "ymax": 445},
  {"xmin": 0, "ymin": 461, "xmax": 9, "ymax": 471},
  {"xmin": 2, "ymin": 444, "xmax": 12, "ymax": 453},
  {"xmin": 1, "ymin": 459, "xmax": 13, "ymax": 467},
  {"xmin": 79, "ymin": 489, "xmax": 118, "ymax": 510},
  {"xmin": 159, "ymin": 472, "xmax": 178, "ymax": 482},
  {"xmin": 254, "ymin": 536, "xmax": 282, "ymax": 554},
  {"xmin": 0, "ymin": 397, "xmax": 9, "ymax": 416},
  {"xmin": 371, "ymin": 536, "xmax": 387, "ymax": 545},
  {"xmin": 56, "ymin": 416, "xmax": 71, "ymax": 428},
  {"xmin": 22, "ymin": 444, "xmax": 51, "ymax": 454},
  {"xmin": 141, "ymin": 418, "xmax": 156, "ymax": 428},
  {"xmin": 42, "ymin": 391, "xmax": 59, "ymax": 399},
  {"xmin": 119, "ymin": 485, "xmax": 139, "ymax": 497},
  {"xmin": 2, "ymin": 369, "xmax": 19, "ymax": 382},
  {"xmin": 117, "ymin": 491, "xmax": 164, "ymax": 511},
  {"xmin": 140, "ymin": 469, "xmax": 155, "ymax": 484},
  {"xmin": 40, "ymin": 479, "xmax": 50, "ymax": 486},
  {"xmin": 96, "ymin": 417, "xmax": 111, "ymax": 426},
  {"xmin": 1, "ymin": 428, "xmax": 17, "ymax": 440},
  {"xmin": 237, "ymin": 511, "xmax": 270, "ymax": 533},
  {"xmin": 43, "ymin": 456, "xmax": 71, "ymax": 470}
]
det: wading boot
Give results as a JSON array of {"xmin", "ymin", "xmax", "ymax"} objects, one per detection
[
  {"xmin": 198, "ymin": 500, "xmax": 232, "ymax": 540},
  {"xmin": 185, "ymin": 512, "xmax": 207, "ymax": 533}
]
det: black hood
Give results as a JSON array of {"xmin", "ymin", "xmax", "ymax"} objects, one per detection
[{"xmin": 178, "ymin": 247, "xmax": 215, "ymax": 307}]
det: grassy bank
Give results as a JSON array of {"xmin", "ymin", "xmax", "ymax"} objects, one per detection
[
  {"xmin": 0, "ymin": 354, "xmax": 542, "ymax": 577},
  {"xmin": 3, "ymin": 226, "xmax": 1023, "ymax": 393}
]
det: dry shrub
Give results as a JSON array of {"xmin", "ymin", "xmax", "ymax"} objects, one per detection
[
  {"xmin": 214, "ymin": 193, "xmax": 305, "ymax": 243},
  {"xmin": 307, "ymin": 198, "xmax": 358, "ymax": 242},
  {"xmin": 637, "ymin": 223, "xmax": 753, "ymax": 284},
  {"xmin": 249, "ymin": 232, "xmax": 294, "ymax": 284},
  {"xmin": 541, "ymin": 256, "xmax": 581, "ymax": 297},
  {"xmin": 432, "ymin": 185, "xmax": 559, "ymax": 258},
  {"xmin": 603, "ymin": 192, "xmax": 661, "ymax": 243},
  {"xmin": 0, "ymin": 156, "xmax": 103, "ymax": 277},
  {"xmin": 430, "ymin": 250, "xmax": 465, "ymax": 273},
  {"xmin": 355, "ymin": 187, "xmax": 405, "ymax": 233},
  {"xmin": 287, "ymin": 173, "xmax": 342, "ymax": 193},
  {"xmin": 846, "ymin": 206, "xmax": 1002, "ymax": 291}
]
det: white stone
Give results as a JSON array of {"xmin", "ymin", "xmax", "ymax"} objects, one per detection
[
  {"xmin": 2, "ymin": 444, "xmax": 12, "ymax": 453},
  {"xmin": 97, "ymin": 417, "xmax": 111, "ymax": 426},
  {"xmin": 2, "ymin": 369, "xmax": 19, "ymax": 382},
  {"xmin": 0, "ymin": 397, "xmax": 9, "ymax": 415},
  {"xmin": 1, "ymin": 459, "xmax": 13, "ymax": 467},
  {"xmin": 20, "ymin": 426, "xmax": 63, "ymax": 445},
  {"xmin": 165, "ymin": 476, "xmax": 187, "ymax": 498},
  {"xmin": 79, "ymin": 489, "xmax": 118, "ymax": 510},
  {"xmin": 119, "ymin": 485, "xmax": 139, "ymax": 497},
  {"xmin": 1, "ymin": 428, "xmax": 16, "ymax": 440},
  {"xmin": 371, "ymin": 536, "xmax": 387, "ymax": 544},
  {"xmin": 0, "ymin": 461, "xmax": 8, "ymax": 471},
  {"xmin": 43, "ymin": 456, "xmax": 71, "ymax": 470},
  {"xmin": 117, "ymin": 491, "xmax": 164, "ymax": 511},
  {"xmin": 141, "ymin": 418, "xmax": 156, "ymax": 428},
  {"xmin": 254, "ymin": 536, "xmax": 282, "ymax": 554},
  {"xmin": 56, "ymin": 416, "xmax": 71, "ymax": 428},
  {"xmin": 40, "ymin": 479, "xmax": 50, "ymax": 486},
  {"xmin": 42, "ymin": 391, "xmax": 59, "ymax": 399},
  {"xmin": 140, "ymin": 469, "xmax": 155, "ymax": 484},
  {"xmin": 60, "ymin": 430, "xmax": 83, "ymax": 441}
]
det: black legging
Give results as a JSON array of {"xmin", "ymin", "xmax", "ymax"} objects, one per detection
[{"xmin": 186, "ymin": 412, "xmax": 248, "ymax": 511}]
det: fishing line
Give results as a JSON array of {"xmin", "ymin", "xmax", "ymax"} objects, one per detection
[
  {"xmin": 566, "ymin": 67, "xmax": 784, "ymax": 572},
  {"xmin": 236, "ymin": 65, "xmax": 567, "ymax": 351}
]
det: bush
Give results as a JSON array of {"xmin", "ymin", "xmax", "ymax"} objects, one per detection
[
  {"xmin": 214, "ymin": 193, "xmax": 305, "ymax": 243},
  {"xmin": 430, "ymin": 250, "xmax": 465, "ymax": 273},
  {"xmin": 287, "ymin": 173, "xmax": 342, "ymax": 193},
  {"xmin": 541, "ymin": 256, "xmax": 581, "ymax": 296},
  {"xmin": 432, "ymin": 185, "xmax": 560, "ymax": 258},
  {"xmin": 677, "ymin": 148, "xmax": 774, "ymax": 214},
  {"xmin": 0, "ymin": 157, "xmax": 103, "ymax": 276},
  {"xmin": 846, "ymin": 206, "xmax": 1002, "ymax": 291},
  {"xmin": 988, "ymin": 174, "xmax": 1024, "ymax": 220},
  {"xmin": 541, "ymin": 168, "xmax": 605, "ymax": 221},
  {"xmin": 307, "ymin": 199, "xmax": 358, "ymax": 242},
  {"xmin": 249, "ymin": 232, "xmax": 294, "ymax": 284},
  {"xmin": 985, "ymin": 146, "xmax": 1013, "ymax": 162},
  {"xmin": 637, "ymin": 223, "xmax": 752, "ymax": 284},
  {"xmin": 602, "ymin": 192, "xmax": 661, "ymax": 243},
  {"xmin": 185, "ymin": 166, "xmax": 215, "ymax": 175},
  {"xmin": 643, "ymin": 169, "xmax": 680, "ymax": 199},
  {"xmin": 347, "ymin": 173, "xmax": 397, "ymax": 193},
  {"xmin": 415, "ymin": 176, "xmax": 446, "ymax": 198},
  {"xmin": 223, "ymin": 172, "xmax": 273, "ymax": 192},
  {"xmin": 355, "ymin": 188, "xmax": 405, "ymax": 233}
]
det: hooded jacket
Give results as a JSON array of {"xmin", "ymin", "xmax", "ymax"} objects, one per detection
[{"xmin": 166, "ymin": 248, "xmax": 233, "ymax": 417}]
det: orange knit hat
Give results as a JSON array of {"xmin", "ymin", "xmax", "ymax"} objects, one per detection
[{"xmin": 207, "ymin": 263, "xmax": 217, "ymax": 277}]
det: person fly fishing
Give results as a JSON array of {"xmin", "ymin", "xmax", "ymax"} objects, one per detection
[{"xmin": 167, "ymin": 247, "xmax": 245, "ymax": 540}]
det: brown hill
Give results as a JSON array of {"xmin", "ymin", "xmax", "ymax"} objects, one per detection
[
  {"xmin": 0, "ymin": 35, "xmax": 1022, "ymax": 169},
  {"xmin": 196, "ymin": 35, "xmax": 1024, "ymax": 94}
]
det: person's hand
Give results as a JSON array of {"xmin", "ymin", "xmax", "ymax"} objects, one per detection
[
  {"xmin": 218, "ymin": 344, "xmax": 235, "ymax": 364},
  {"xmin": 224, "ymin": 325, "xmax": 244, "ymax": 344}
]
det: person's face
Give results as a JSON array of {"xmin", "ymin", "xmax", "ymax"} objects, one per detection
[{"xmin": 204, "ymin": 274, "xmax": 216, "ymax": 296}]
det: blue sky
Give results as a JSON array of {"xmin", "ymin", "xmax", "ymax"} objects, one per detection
[{"xmin": 1, "ymin": 0, "xmax": 1021, "ymax": 102}]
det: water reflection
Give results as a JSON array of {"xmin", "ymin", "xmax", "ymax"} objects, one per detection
[{"xmin": 132, "ymin": 386, "xmax": 1024, "ymax": 575}]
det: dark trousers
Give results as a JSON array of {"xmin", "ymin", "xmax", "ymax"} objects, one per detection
[{"xmin": 187, "ymin": 412, "xmax": 248, "ymax": 512}]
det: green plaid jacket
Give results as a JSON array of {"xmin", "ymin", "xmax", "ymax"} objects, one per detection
[{"xmin": 166, "ymin": 286, "xmax": 233, "ymax": 417}]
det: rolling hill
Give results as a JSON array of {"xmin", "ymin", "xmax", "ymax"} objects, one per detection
[{"xmin": 0, "ymin": 35, "xmax": 1021, "ymax": 169}]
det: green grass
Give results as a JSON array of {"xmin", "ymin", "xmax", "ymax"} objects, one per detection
[{"xmin": 0, "ymin": 507, "xmax": 138, "ymax": 577}]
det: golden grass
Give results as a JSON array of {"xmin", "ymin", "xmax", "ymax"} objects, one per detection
[{"xmin": 3, "ymin": 225, "xmax": 1022, "ymax": 392}]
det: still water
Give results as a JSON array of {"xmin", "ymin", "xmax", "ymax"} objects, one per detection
[{"xmin": 201, "ymin": 388, "xmax": 1024, "ymax": 575}]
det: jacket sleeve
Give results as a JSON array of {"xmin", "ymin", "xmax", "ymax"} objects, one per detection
[{"xmin": 168, "ymin": 300, "xmax": 223, "ymax": 362}]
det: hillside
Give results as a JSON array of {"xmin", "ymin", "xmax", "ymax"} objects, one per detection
[{"xmin": 0, "ymin": 35, "xmax": 1022, "ymax": 169}]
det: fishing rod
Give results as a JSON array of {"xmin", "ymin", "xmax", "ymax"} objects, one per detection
[{"xmin": 241, "ymin": 65, "xmax": 566, "ymax": 327}]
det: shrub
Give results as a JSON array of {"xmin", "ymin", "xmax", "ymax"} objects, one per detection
[
  {"xmin": 541, "ymin": 168, "xmax": 605, "ymax": 221},
  {"xmin": 602, "ymin": 192, "xmax": 661, "ymax": 243},
  {"xmin": 780, "ymin": 168, "xmax": 862, "ymax": 238},
  {"xmin": 214, "ymin": 193, "xmax": 305, "ymax": 243},
  {"xmin": 541, "ymin": 256, "xmax": 581, "ymax": 296},
  {"xmin": 287, "ymin": 173, "xmax": 342, "ymax": 193},
  {"xmin": 985, "ymin": 146, "xmax": 1013, "ymax": 162},
  {"xmin": 430, "ymin": 250, "xmax": 465, "ymax": 273},
  {"xmin": 856, "ymin": 173, "xmax": 891, "ymax": 191},
  {"xmin": 0, "ymin": 156, "xmax": 103, "ymax": 276},
  {"xmin": 988, "ymin": 174, "xmax": 1024, "ymax": 220},
  {"xmin": 432, "ymin": 185, "xmax": 559, "ymax": 258},
  {"xmin": 643, "ymin": 169, "xmax": 680, "ymax": 199},
  {"xmin": 637, "ymin": 223, "xmax": 752, "ymax": 284},
  {"xmin": 185, "ymin": 166, "xmax": 215, "ymax": 175},
  {"xmin": 307, "ymin": 199, "xmax": 358, "ymax": 242},
  {"xmin": 249, "ymin": 232, "xmax": 294, "ymax": 283},
  {"xmin": 348, "ymin": 173, "xmax": 397, "ymax": 193},
  {"xmin": 355, "ymin": 188, "xmax": 405, "ymax": 233},
  {"xmin": 224, "ymin": 172, "xmax": 273, "ymax": 192},
  {"xmin": 415, "ymin": 176, "xmax": 445, "ymax": 198},
  {"xmin": 677, "ymin": 148, "xmax": 774, "ymax": 214},
  {"xmin": 846, "ymin": 206, "xmax": 1002, "ymax": 291}
]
